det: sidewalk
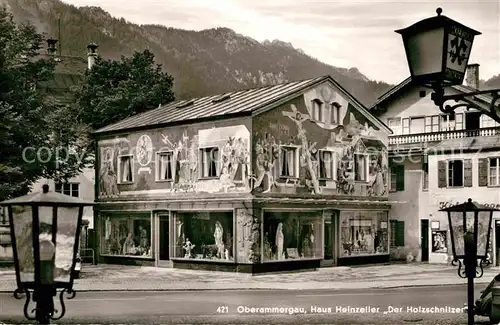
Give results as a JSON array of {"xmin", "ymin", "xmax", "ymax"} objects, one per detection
[{"xmin": 0, "ymin": 263, "xmax": 498, "ymax": 292}]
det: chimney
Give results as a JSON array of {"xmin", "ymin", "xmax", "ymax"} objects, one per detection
[
  {"xmin": 46, "ymin": 38, "xmax": 58, "ymax": 56},
  {"xmin": 465, "ymin": 64, "xmax": 480, "ymax": 89},
  {"xmin": 87, "ymin": 42, "xmax": 98, "ymax": 70}
]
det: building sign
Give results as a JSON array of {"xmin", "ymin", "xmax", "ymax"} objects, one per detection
[
  {"xmin": 432, "ymin": 231, "xmax": 447, "ymax": 253},
  {"xmin": 439, "ymin": 201, "xmax": 500, "ymax": 210}
]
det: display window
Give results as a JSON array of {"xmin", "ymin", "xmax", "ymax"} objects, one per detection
[
  {"xmin": 262, "ymin": 211, "xmax": 322, "ymax": 262},
  {"xmin": 173, "ymin": 211, "xmax": 234, "ymax": 261},
  {"xmin": 340, "ymin": 210, "xmax": 388, "ymax": 257},
  {"xmin": 101, "ymin": 213, "xmax": 152, "ymax": 257}
]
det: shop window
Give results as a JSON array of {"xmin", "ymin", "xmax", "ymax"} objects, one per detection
[
  {"xmin": 318, "ymin": 150, "xmax": 335, "ymax": 180},
  {"xmin": 200, "ymin": 147, "xmax": 219, "ymax": 178},
  {"xmin": 55, "ymin": 182, "xmax": 79, "ymax": 197},
  {"xmin": 279, "ymin": 146, "xmax": 298, "ymax": 178},
  {"xmin": 101, "ymin": 213, "xmax": 152, "ymax": 257},
  {"xmin": 118, "ymin": 155, "xmax": 134, "ymax": 183},
  {"xmin": 157, "ymin": 151, "xmax": 174, "ymax": 181},
  {"xmin": 339, "ymin": 211, "xmax": 388, "ymax": 257},
  {"xmin": 262, "ymin": 211, "xmax": 323, "ymax": 262},
  {"xmin": 172, "ymin": 211, "xmax": 234, "ymax": 261},
  {"xmin": 354, "ymin": 153, "xmax": 369, "ymax": 182},
  {"xmin": 389, "ymin": 220, "xmax": 404, "ymax": 247}
]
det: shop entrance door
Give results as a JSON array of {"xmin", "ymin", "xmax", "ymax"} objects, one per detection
[
  {"xmin": 159, "ymin": 215, "xmax": 169, "ymax": 261},
  {"xmin": 421, "ymin": 219, "xmax": 429, "ymax": 262},
  {"xmin": 322, "ymin": 212, "xmax": 336, "ymax": 266}
]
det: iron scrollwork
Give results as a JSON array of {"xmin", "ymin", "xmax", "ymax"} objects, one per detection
[
  {"xmin": 430, "ymin": 85, "xmax": 500, "ymax": 123},
  {"xmin": 451, "ymin": 258, "xmax": 466, "ymax": 278},
  {"xmin": 13, "ymin": 287, "xmax": 77, "ymax": 321}
]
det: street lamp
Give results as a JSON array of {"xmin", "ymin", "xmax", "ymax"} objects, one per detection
[
  {"xmin": 395, "ymin": 8, "xmax": 500, "ymax": 122},
  {"xmin": 439, "ymin": 198, "xmax": 500, "ymax": 325},
  {"xmin": 0, "ymin": 184, "xmax": 94, "ymax": 324}
]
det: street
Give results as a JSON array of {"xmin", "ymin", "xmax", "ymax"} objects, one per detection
[{"xmin": 0, "ymin": 285, "xmax": 493, "ymax": 324}]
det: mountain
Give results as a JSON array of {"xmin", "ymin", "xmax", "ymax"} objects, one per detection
[
  {"xmin": 483, "ymin": 75, "xmax": 500, "ymax": 89},
  {"xmin": 1, "ymin": 0, "xmax": 393, "ymax": 106}
]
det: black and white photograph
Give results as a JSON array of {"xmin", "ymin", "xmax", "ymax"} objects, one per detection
[{"xmin": 0, "ymin": 0, "xmax": 499, "ymax": 324}]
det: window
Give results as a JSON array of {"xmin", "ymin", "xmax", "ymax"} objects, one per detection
[
  {"xmin": 447, "ymin": 160, "xmax": 464, "ymax": 187},
  {"xmin": 330, "ymin": 102, "xmax": 342, "ymax": 124},
  {"xmin": 481, "ymin": 114, "xmax": 498, "ymax": 128},
  {"xmin": 424, "ymin": 115, "xmax": 440, "ymax": 133},
  {"xmin": 387, "ymin": 118, "xmax": 401, "ymax": 135},
  {"xmin": 311, "ymin": 99, "xmax": 323, "ymax": 121},
  {"xmin": 118, "ymin": 155, "xmax": 133, "ymax": 183},
  {"xmin": 101, "ymin": 213, "xmax": 152, "ymax": 257},
  {"xmin": 157, "ymin": 152, "xmax": 174, "ymax": 181},
  {"xmin": 340, "ymin": 211, "xmax": 388, "ymax": 257},
  {"xmin": 200, "ymin": 147, "xmax": 219, "ymax": 178},
  {"xmin": 389, "ymin": 220, "xmax": 405, "ymax": 247},
  {"xmin": 402, "ymin": 118, "xmax": 410, "ymax": 134},
  {"xmin": 318, "ymin": 150, "xmax": 335, "ymax": 180},
  {"xmin": 354, "ymin": 153, "xmax": 369, "ymax": 181},
  {"xmin": 409, "ymin": 117, "xmax": 425, "ymax": 134},
  {"xmin": 422, "ymin": 162, "xmax": 429, "ymax": 190},
  {"xmin": 389, "ymin": 165, "xmax": 404, "ymax": 192},
  {"xmin": 489, "ymin": 158, "xmax": 500, "ymax": 186},
  {"xmin": 263, "ymin": 211, "xmax": 323, "ymax": 261},
  {"xmin": 55, "ymin": 182, "xmax": 79, "ymax": 197},
  {"xmin": 280, "ymin": 146, "xmax": 298, "ymax": 178},
  {"xmin": 441, "ymin": 113, "xmax": 463, "ymax": 131},
  {"xmin": 173, "ymin": 211, "xmax": 234, "ymax": 261},
  {"xmin": 419, "ymin": 90, "xmax": 426, "ymax": 97}
]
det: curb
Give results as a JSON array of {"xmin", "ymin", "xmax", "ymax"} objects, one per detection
[{"xmin": 0, "ymin": 282, "xmax": 478, "ymax": 293}]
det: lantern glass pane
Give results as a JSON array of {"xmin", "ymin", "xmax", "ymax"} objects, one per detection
[
  {"xmin": 11, "ymin": 205, "xmax": 34, "ymax": 282},
  {"xmin": 54, "ymin": 206, "xmax": 80, "ymax": 283},
  {"xmin": 465, "ymin": 211, "xmax": 475, "ymax": 233},
  {"xmin": 444, "ymin": 30, "xmax": 473, "ymax": 83},
  {"xmin": 406, "ymin": 28, "xmax": 445, "ymax": 78},
  {"xmin": 450, "ymin": 211, "xmax": 464, "ymax": 256},
  {"xmin": 477, "ymin": 211, "xmax": 491, "ymax": 257}
]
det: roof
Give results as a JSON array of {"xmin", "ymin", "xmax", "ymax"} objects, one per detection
[
  {"xmin": 94, "ymin": 75, "xmax": 392, "ymax": 135},
  {"xmin": 369, "ymin": 77, "xmax": 495, "ymax": 113}
]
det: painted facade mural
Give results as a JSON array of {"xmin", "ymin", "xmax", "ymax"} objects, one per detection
[
  {"xmin": 97, "ymin": 122, "xmax": 252, "ymax": 198},
  {"xmin": 252, "ymin": 83, "xmax": 389, "ymax": 197},
  {"xmin": 97, "ymin": 82, "xmax": 389, "ymax": 199}
]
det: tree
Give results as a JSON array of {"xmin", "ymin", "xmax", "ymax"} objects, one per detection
[
  {"xmin": 73, "ymin": 49, "xmax": 175, "ymax": 131},
  {"xmin": 0, "ymin": 7, "xmax": 86, "ymax": 201}
]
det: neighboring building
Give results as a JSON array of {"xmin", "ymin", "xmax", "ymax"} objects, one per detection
[
  {"xmin": 370, "ymin": 64, "xmax": 500, "ymax": 265},
  {"xmin": 92, "ymin": 75, "xmax": 393, "ymax": 273}
]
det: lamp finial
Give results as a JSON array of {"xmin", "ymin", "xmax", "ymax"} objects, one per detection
[
  {"xmin": 42, "ymin": 184, "xmax": 49, "ymax": 193},
  {"xmin": 436, "ymin": 7, "xmax": 442, "ymax": 16},
  {"xmin": 468, "ymin": 198, "xmax": 472, "ymax": 203}
]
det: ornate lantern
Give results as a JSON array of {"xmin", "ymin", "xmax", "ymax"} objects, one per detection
[{"xmin": 0, "ymin": 184, "xmax": 94, "ymax": 324}]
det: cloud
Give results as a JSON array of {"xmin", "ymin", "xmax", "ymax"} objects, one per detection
[{"xmin": 61, "ymin": 0, "xmax": 499, "ymax": 84}]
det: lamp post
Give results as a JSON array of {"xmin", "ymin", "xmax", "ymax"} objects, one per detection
[
  {"xmin": 439, "ymin": 198, "xmax": 499, "ymax": 325},
  {"xmin": 0, "ymin": 184, "xmax": 94, "ymax": 324},
  {"xmin": 395, "ymin": 8, "xmax": 500, "ymax": 122}
]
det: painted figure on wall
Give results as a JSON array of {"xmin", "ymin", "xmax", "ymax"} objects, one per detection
[
  {"xmin": 252, "ymin": 134, "xmax": 279, "ymax": 193},
  {"xmin": 99, "ymin": 137, "xmax": 130, "ymax": 197},
  {"xmin": 283, "ymin": 104, "xmax": 321, "ymax": 194},
  {"xmin": 160, "ymin": 132, "xmax": 199, "ymax": 192},
  {"xmin": 220, "ymin": 137, "xmax": 250, "ymax": 191}
]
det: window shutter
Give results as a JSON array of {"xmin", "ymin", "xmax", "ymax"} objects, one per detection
[
  {"xmin": 395, "ymin": 221, "xmax": 405, "ymax": 247},
  {"xmin": 438, "ymin": 160, "xmax": 447, "ymax": 188},
  {"xmin": 478, "ymin": 158, "xmax": 488, "ymax": 187},
  {"xmin": 464, "ymin": 159, "xmax": 473, "ymax": 187},
  {"xmin": 396, "ymin": 165, "xmax": 405, "ymax": 191}
]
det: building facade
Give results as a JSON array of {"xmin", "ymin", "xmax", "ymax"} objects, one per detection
[
  {"xmin": 93, "ymin": 76, "xmax": 394, "ymax": 272},
  {"xmin": 371, "ymin": 64, "xmax": 500, "ymax": 264}
]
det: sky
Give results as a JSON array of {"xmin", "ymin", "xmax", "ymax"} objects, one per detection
[{"xmin": 61, "ymin": 0, "xmax": 499, "ymax": 84}]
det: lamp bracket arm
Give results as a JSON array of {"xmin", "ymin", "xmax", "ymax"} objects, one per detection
[{"xmin": 431, "ymin": 87, "xmax": 500, "ymax": 123}]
